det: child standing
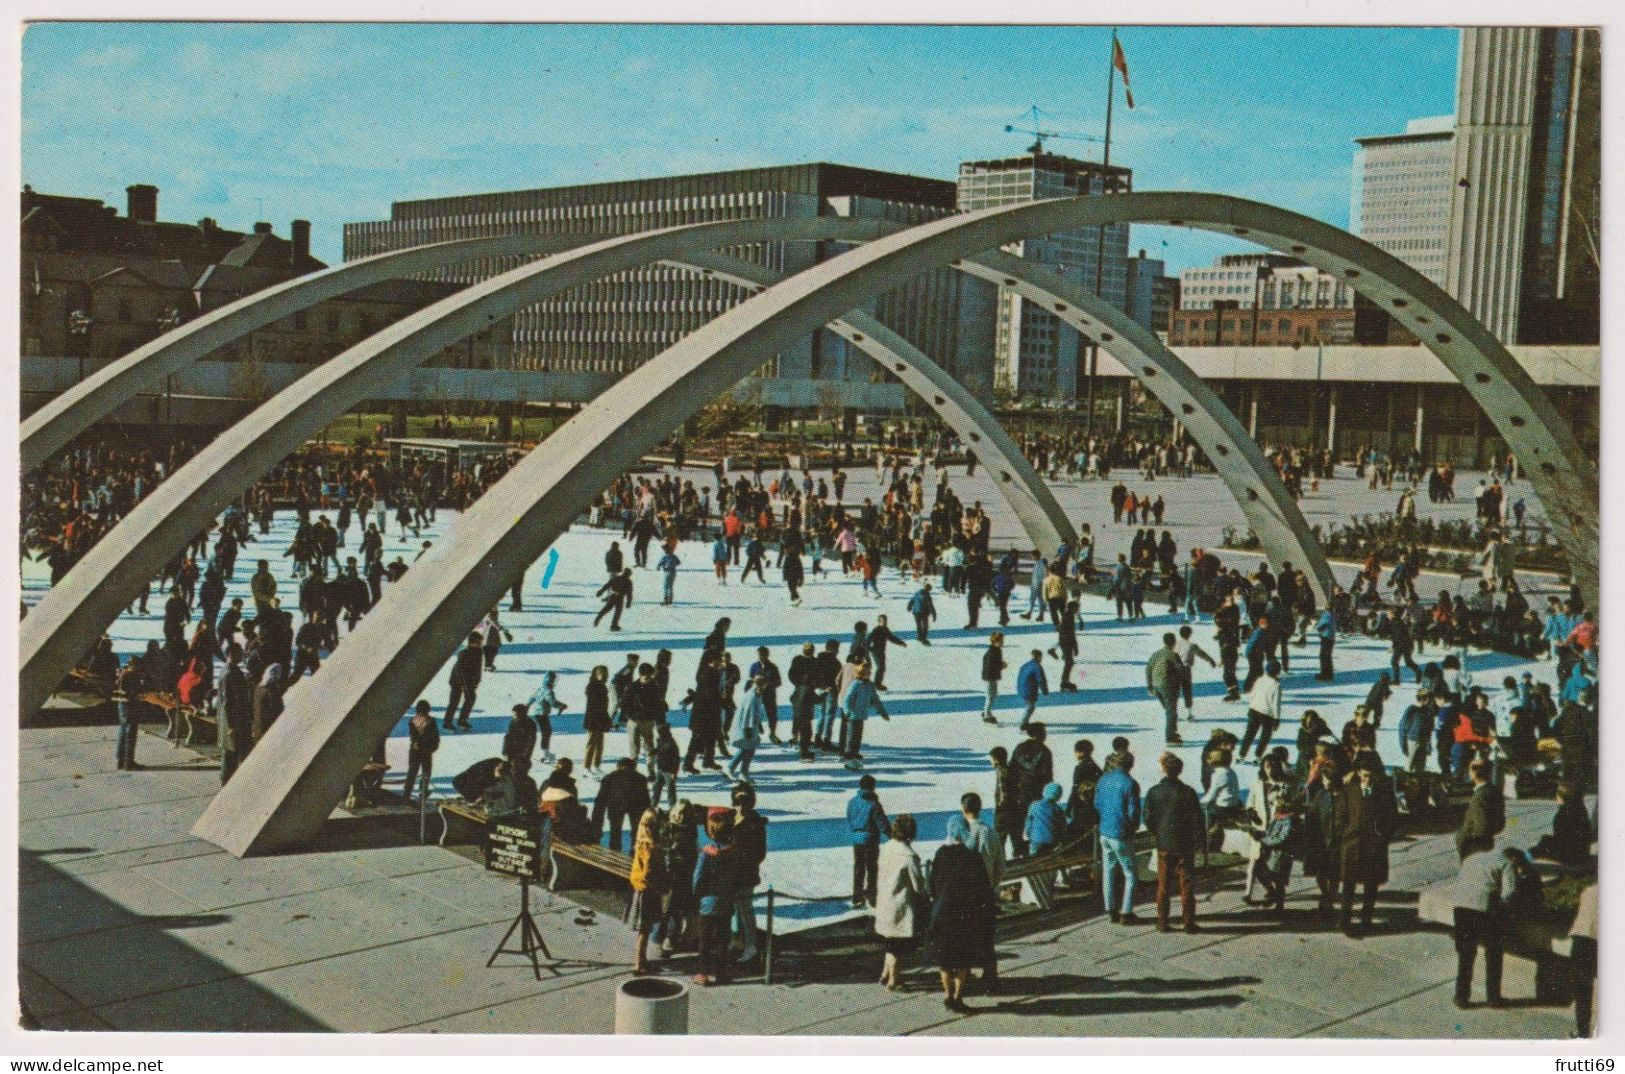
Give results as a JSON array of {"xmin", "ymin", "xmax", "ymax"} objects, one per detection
[
  {"xmin": 692, "ymin": 808, "xmax": 739, "ymax": 986},
  {"xmin": 652, "ymin": 723, "xmax": 681, "ymax": 805}
]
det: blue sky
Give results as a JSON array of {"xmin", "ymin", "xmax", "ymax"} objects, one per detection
[{"xmin": 22, "ymin": 23, "xmax": 1460, "ymax": 271}]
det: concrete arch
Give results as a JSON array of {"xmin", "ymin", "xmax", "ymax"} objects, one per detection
[
  {"xmin": 189, "ymin": 191, "xmax": 1595, "ymax": 855},
  {"xmin": 22, "ymin": 233, "xmax": 589, "ymax": 471},
  {"xmin": 669, "ymin": 251, "xmax": 1073, "ymax": 557},
  {"xmin": 18, "ymin": 216, "xmax": 898, "ymax": 724},
  {"xmin": 958, "ymin": 250, "xmax": 1335, "ymax": 601}
]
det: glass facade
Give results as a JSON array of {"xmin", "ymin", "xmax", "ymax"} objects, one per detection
[
  {"xmin": 343, "ymin": 163, "xmax": 972, "ymax": 380},
  {"xmin": 956, "ymin": 154, "xmax": 1132, "ymax": 400}
]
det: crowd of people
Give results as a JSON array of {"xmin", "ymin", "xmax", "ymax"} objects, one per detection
[{"xmin": 35, "ymin": 423, "xmax": 1596, "ymax": 1031}]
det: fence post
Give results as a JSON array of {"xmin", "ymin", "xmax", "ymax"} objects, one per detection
[
  {"xmin": 418, "ymin": 767, "xmax": 430, "ymax": 844},
  {"xmin": 763, "ymin": 887, "xmax": 775, "ymax": 986}
]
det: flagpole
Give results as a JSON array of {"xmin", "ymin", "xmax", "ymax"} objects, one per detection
[{"xmin": 1084, "ymin": 27, "xmax": 1119, "ymax": 439}]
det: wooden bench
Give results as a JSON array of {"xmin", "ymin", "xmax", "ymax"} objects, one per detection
[
  {"xmin": 138, "ymin": 692, "xmax": 217, "ymax": 748},
  {"xmin": 435, "ymin": 798, "xmax": 634, "ymax": 891},
  {"xmin": 1389, "ymin": 767, "xmax": 1473, "ymax": 815},
  {"xmin": 63, "ymin": 667, "xmax": 113, "ymax": 701},
  {"xmin": 1003, "ymin": 838, "xmax": 1096, "ymax": 910}
]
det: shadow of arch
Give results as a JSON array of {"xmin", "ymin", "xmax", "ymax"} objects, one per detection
[{"xmin": 190, "ymin": 191, "xmax": 1594, "ymax": 855}]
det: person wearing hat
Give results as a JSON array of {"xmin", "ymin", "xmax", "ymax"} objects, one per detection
[
  {"xmin": 1333, "ymin": 754, "xmax": 1398, "ymax": 937},
  {"xmin": 1397, "ymin": 689, "xmax": 1437, "ymax": 774},
  {"xmin": 1023, "ymin": 783, "xmax": 1068, "ymax": 858}
]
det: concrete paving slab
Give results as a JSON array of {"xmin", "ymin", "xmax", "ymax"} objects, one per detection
[
  {"xmin": 28, "ymin": 839, "xmax": 225, "ymax": 882},
  {"xmin": 33, "ymin": 1006, "xmax": 115, "ymax": 1032},
  {"xmin": 24, "ymin": 911, "xmax": 290, "ymax": 1009},
  {"xmin": 216, "ymin": 876, "xmax": 499, "ymax": 966},
  {"xmin": 245, "ymin": 915, "xmax": 626, "ymax": 1032},
  {"xmin": 128, "ymin": 846, "xmax": 388, "ymax": 911},
  {"xmin": 386, "ymin": 966, "xmax": 630, "ymax": 1034},
  {"xmin": 1321, "ymin": 980, "xmax": 1571, "ymax": 1040},
  {"xmin": 19, "ymin": 741, "xmax": 127, "ymax": 782},
  {"xmin": 393, "ymin": 862, "xmax": 577, "ymax": 922},
  {"xmin": 21, "ymin": 774, "xmax": 213, "ymax": 823},
  {"xmin": 17, "ymin": 866, "xmax": 203, "ymax": 944},
  {"xmin": 91, "ymin": 973, "xmax": 330, "ymax": 1033},
  {"xmin": 1167, "ymin": 927, "xmax": 1447, "ymax": 1020},
  {"xmin": 20, "ymin": 798, "xmax": 209, "ymax": 861},
  {"xmin": 18, "ymin": 966, "xmax": 82, "ymax": 1019}
]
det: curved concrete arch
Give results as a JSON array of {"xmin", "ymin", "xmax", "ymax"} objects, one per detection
[
  {"xmin": 668, "ymin": 251, "xmax": 1073, "ymax": 557},
  {"xmin": 23, "ymin": 233, "xmax": 588, "ymax": 471},
  {"xmin": 190, "ymin": 191, "xmax": 1596, "ymax": 855},
  {"xmin": 962, "ymin": 250, "xmax": 1336, "ymax": 602},
  {"xmin": 677, "ymin": 248, "xmax": 1331, "ymax": 599},
  {"xmin": 18, "ymin": 216, "xmax": 896, "ymax": 724}
]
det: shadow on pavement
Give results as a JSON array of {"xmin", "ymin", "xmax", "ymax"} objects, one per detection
[{"xmin": 18, "ymin": 849, "xmax": 328, "ymax": 1032}]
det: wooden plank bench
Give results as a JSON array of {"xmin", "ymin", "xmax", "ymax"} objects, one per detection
[
  {"xmin": 63, "ymin": 667, "xmax": 113, "ymax": 700},
  {"xmin": 138, "ymin": 692, "xmax": 216, "ymax": 748},
  {"xmin": 435, "ymin": 798, "xmax": 634, "ymax": 891}
]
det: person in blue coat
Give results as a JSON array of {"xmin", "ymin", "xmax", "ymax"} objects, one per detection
[
  {"xmin": 1024, "ymin": 783, "xmax": 1068, "ymax": 856},
  {"xmin": 907, "ymin": 583, "xmax": 937, "ymax": 645},
  {"xmin": 847, "ymin": 773, "xmax": 889, "ymax": 907},
  {"xmin": 1314, "ymin": 608, "xmax": 1337, "ymax": 682},
  {"xmin": 711, "ymin": 536, "xmax": 729, "ymax": 586},
  {"xmin": 991, "ymin": 564, "xmax": 1016, "ymax": 626},
  {"xmin": 1016, "ymin": 650, "xmax": 1049, "ymax": 731},
  {"xmin": 840, "ymin": 663, "xmax": 889, "ymax": 762},
  {"xmin": 1095, "ymin": 752, "xmax": 1144, "ymax": 923},
  {"xmin": 656, "ymin": 547, "xmax": 682, "ymax": 605}
]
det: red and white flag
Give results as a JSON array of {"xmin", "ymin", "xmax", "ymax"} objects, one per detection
[{"xmin": 1113, "ymin": 37, "xmax": 1134, "ymax": 109}]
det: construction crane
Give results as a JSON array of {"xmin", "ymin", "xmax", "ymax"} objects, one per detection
[{"xmin": 1004, "ymin": 106, "xmax": 1105, "ymax": 155}]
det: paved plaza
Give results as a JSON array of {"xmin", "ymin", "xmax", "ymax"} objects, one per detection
[
  {"xmin": 17, "ymin": 468, "xmax": 1578, "ymax": 1036},
  {"xmin": 17, "ymin": 718, "xmax": 1572, "ymax": 1037}
]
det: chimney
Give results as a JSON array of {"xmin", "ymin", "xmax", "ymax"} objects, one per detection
[
  {"xmin": 126, "ymin": 184, "xmax": 158, "ymax": 223},
  {"xmin": 198, "ymin": 217, "xmax": 217, "ymax": 237},
  {"xmin": 253, "ymin": 221, "xmax": 273, "ymax": 235},
  {"xmin": 291, "ymin": 219, "xmax": 311, "ymax": 264}
]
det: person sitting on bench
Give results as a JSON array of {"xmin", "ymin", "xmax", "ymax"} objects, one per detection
[
  {"xmin": 452, "ymin": 756, "xmax": 504, "ymax": 804},
  {"xmin": 1530, "ymin": 783, "xmax": 1593, "ymax": 867}
]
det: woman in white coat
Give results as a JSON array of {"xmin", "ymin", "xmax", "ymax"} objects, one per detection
[
  {"xmin": 874, "ymin": 813, "xmax": 925, "ymax": 991},
  {"xmin": 1245, "ymin": 752, "xmax": 1293, "ymax": 903}
]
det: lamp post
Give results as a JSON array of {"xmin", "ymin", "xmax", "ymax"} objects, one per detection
[
  {"xmin": 156, "ymin": 307, "xmax": 183, "ymax": 433},
  {"xmin": 67, "ymin": 309, "xmax": 91, "ymax": 383}
]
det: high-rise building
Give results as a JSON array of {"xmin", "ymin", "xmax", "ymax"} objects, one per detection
[
  {"xmin": 1177, "ymin": 253, "xmax": 1355, "ymax": 312},
  {"xmin": 1352, "ymin": 115, "xmax": 1455, "ymax": 287},
  {"xmin": 955, "ymin": 152, "xmax": 1131, "ymax": 400},
  {"xmin": 344, "ymin": 163, "xmax": 987, "ymax": 390},
  {"xmin": 1125, "ymin": 249, "xmax": 1176, "ymax": 333},
  {"xmin": 1444, "ymin": 26, "xmax": 1600, "ymax": 344}
]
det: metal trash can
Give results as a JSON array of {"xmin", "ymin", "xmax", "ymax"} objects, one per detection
[{"xmin": 614, "ymin": 976, "xmax": 689, "ymax": 1035}]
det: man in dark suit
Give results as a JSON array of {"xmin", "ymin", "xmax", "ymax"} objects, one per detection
[
  {"xmin": 1334, "ymin": 754, "xmax": 1400, "ymax": 936},
  {"xmin": 1455, "ymin": 758, "xmax": 1506, "ymax": 860},
  {"xmin": 1143, "ymin": 751, "xmax": 1205, "ymax": 933},
  {"xmin": 592, "ymin": 757, "xmax": 652, "ymax": 852}
]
